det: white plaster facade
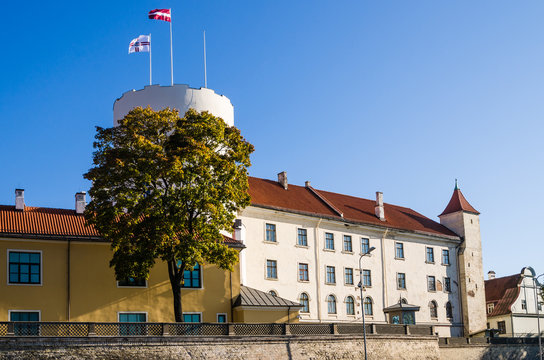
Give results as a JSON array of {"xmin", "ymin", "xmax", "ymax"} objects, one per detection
[
  {"xmin": 238, "ymin": 206, "xmax": 465, "ymax": 337},
  {"xmin": 113, "ymin": 85, "xmax": 234, "ymax": 126}
]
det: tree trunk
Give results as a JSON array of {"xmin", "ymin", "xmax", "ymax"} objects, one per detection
[{"xmin": 168, "ymin": 260, "xmax": 183, "ymax": 322}]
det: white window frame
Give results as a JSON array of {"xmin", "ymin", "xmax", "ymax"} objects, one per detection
[
  {"xmin": 216, "ymin": 313, "xmax": 228, "ymax": 323},
  {"xmin": 182, "ymin": 312, "xmax": 203, "ymax": 323},
  {"xmin": 8, "ymin": 310, "xmax": 41, "ymax": 321},
  {"xmin": 264, "ymin": 223, "xmax": 277, "ymax": 243},
  {"xmin": 7, "ymin": 249, "xmax": 43, "ymax": 286}
]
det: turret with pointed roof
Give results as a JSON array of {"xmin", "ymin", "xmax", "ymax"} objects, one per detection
[{"xmin": 439, "ymin": 181, "xmax": 486, "ymax": 336}]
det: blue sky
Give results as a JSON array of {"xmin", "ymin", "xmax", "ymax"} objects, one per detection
[{"xmin": 0, "ymin": 1, "xmax": 542, "ymax": 277}]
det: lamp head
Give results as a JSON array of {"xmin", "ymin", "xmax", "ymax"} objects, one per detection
[{"xmin": 366, "ymin": 246, "xmax": 376, "ymax": 255}]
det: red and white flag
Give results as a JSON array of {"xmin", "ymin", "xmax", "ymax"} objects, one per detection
[
  {"xmin": 148, "ymin": 9, "xmax": 171, "ymax": 22},
  {"xmin": 128, "ymin": 35, "xmax": 150, "ymax": 53}
]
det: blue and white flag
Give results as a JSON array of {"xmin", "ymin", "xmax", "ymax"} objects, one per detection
[{"xmin": 128, "ymin": 35, "xmax": 150, "ymax": 53}]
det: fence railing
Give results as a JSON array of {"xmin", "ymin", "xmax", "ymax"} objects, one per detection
[{"xmin": 0, "ymin": 322, "xmax": 435, "ymax": 338}]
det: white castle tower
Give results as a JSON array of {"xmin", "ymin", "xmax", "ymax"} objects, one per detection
[
  {"xmin": 439, "ymin": 181, "xmax": 487, "ymax": 336},
  {"xmin": 113, "ymin": 84, "xmax": 234, "ymax": 126}
]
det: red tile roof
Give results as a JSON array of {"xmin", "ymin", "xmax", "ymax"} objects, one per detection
[
  {"xmin": 484, "ymin": 274, "xmax": 521, "ymax": 317},
  {"xmin": 0, "ymin": 205, "xmax": 242, "ymax": 247},
  {"xmin": 0, "ymin": 205, "xmax": 100, "ymax": 239},
  {"xmin": 248, "ymin": 177, "xmax": 459, "ymax": 238},
  {"xmin": 439, "ymin": 188, "xmax": 479, "ymax": 216}
]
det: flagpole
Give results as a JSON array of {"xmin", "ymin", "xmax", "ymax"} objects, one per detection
[
  {"xmin": 149, "ymin": 33, "xmax": 152, "ymax": 86},
  {"xmin": 169, "ymin": 8, "xmax": 174, "ymax": 86},
  {"xmin": 203, "ymin": 31, "xmax": 207, "ymax": 88}
]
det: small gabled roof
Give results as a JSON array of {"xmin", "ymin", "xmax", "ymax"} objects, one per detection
[
  {"xmin": 233, "ymin": 286, "xmax": 302, "ymax": 308},
  {"xmin": 484, "ymin": 274, "xmax": 521, "ymax": 317},
  {"xmin": 248, "ymin": 177, "xmax": 458, "ymax": 239},
  {"xmin": 439, "ymin": 184, "xmax": 479, "ymax": 217},
  {"xmin": 383, "ymin": 302, "xmax": 421, "ymax": 313}
]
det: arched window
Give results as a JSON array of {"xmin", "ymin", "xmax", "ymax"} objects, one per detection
[
  {"xmin": 268, "ymin": 290, "xmax": 277, "ymax": 297},
  {"xmin": 327, "ymin": 295, "xmax": 337, "ymax": 314},
  {"xmin": 446, "ymin": 302, "xmax": 453, "ymax": 319},
  {"xmin": 429, "ymin": 301, "xmax": 438, "ymax": 319},
  {"xmin": 345, "ymin": 296, "xmax": 355, "ymax": 315},
  {"xmin": 299, "ymin": 293, "xmax": 310, "ymax": 313},
  {"xmin": 364, "ymin": 297, "xmax": 373, "ymax": 315},
  {"xmin": 401, "ymin": 298, "xmax": 408, "ymax": 304}
]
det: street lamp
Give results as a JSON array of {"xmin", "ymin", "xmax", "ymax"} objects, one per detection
[
  {"xmin": 358, "ymin": 246, "xmax": 376, "ymax": 360},
  {"xmin": 534, "ymin": 273, "xmax": 544, "ymax": 360}
]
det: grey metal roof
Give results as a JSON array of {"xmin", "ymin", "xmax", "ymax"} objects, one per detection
[
  {"xmin": 383, "ymin": 302, "xmax": 421, "ymax": 313},
  {"xmin": 233, "ymin": 286, "xmax": 302, "ymax": 308}
]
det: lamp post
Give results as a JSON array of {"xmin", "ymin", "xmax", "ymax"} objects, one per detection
[
  {"xmin": 534, "ymin": 273, "xmax": 544, "ymax": 360},
  {"xmin": 358, "ymin": 246, "xmax": 375, "ymax": 360}
]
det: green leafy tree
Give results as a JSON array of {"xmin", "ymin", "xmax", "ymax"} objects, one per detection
[{"xmin": 84, "ymin": 107, "xmax": 254, "ymax": 322}]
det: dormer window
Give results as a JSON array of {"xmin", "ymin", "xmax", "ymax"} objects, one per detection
[{"xmin": 487, "ymin": 303, "xmax": 495, "ymax": 314}]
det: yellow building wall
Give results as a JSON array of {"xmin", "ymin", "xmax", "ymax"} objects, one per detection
[{"xmin": 0, "ymin": 238, "xmax": 240, "ymax": 323}]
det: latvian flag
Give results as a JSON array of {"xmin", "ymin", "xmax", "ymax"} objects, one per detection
[
  {"xmin": 129, "ymin": 35, "xmax": 150, "ymax": 53},
  {"xmin": 148, "ymin": 9, "xmax": 171, "ymax": 22}
]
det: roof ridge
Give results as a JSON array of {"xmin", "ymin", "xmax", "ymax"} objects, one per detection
[{"xmin": 306, "ymin": 186, "xmax": 343, "ymax": 218}]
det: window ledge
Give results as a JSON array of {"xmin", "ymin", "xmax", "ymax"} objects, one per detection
[
  {"xmin": 325, "ymin": 282, "xmax": 337, "ymax": 286},
  {"xmin": 394, "ymin": 257, "xmax": 405, "ymax": 261},
  {"xmin": 442, "ymin": 263, "xmax": 451, "ymax": 266},
  {"xmin": 265, "ymin": 277, "xmax": 278, "ymax": 281},
  {"xmin": 298, "ymin": 280, "xmax": 310, "ymax": 283},
  {"xmin": 426, "ymin": 261, "xmax": 435, "ymax": 265},
  {"xmin": 342, "ymin": 251, "xmax": 354, "ymax": 255},
  {"xmin": 295, "ymin": 245, "xmax": 309, "ymax": 249},
  {"xmin": 263, "ymin": 241, "xmax": 278, "ymax": 245},
  {"xmin": 323, "ymin": 248, "xmax": 336, "ymax": 252}
]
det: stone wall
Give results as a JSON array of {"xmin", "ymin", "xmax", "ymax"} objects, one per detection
[
  {"xmin": 440, "ymin": 344, "xmax": 540, "ymax": 360},
  {"xmin": 0, "ymin": 335, "xmax": 439, "ymax": 360}
]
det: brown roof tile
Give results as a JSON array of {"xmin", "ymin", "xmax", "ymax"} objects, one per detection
[
  {"xmin": 0, "ymin": 205, "xmax": 243, "ymax": 247},
  {"xmin": 248, "ymin": 177, "xmax": 459, "ymax": 238},
  {"xmin": 485, "ymin": 274, "xmax": 521, "ymax": 317},
  {"xmin": 439, "ymin": 188, "xmax": 479, "ymax": 216}
]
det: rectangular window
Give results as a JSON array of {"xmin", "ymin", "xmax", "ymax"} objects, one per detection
[
  {"xmin": 397, "ymin": 273, "xmax": 406, "ymax": 289},
  {"xmin": 395, "ymin": 243, "xmax": 404, "ymax": 259},
  {"xmin": 265, "ymin": 223, "xmax": 276, "ymax": 242},
  {"xmin": 487, "ymin": 303, "xmax": 495, "ymax": 314},
  {"xmin": 361, "ymin": 238, "xmax": 370, "ymax": 254},
  {"xmin": 363, "ymin": 269, "xmax": 372, "ymax": 287},
  {"xmin": 426, "ymin": 247, "xmax": 434, "ymax": 263},
  {"xmin": 182, "ymin": 263, "xmax": 201, "ymax": 288},
  {"xmin": 521, "ymin": 300, "xmax": 527, "ymax": 310},
  {"xmin": 266, "ymin": 260, "xmax": 277, "ymax": 279},
  {"xmin": 325, "ymin": 233, "xmax": 334, "ymax": 250},
  {"xmin": 442, "ymin": 249, "xmax": 450, "ymax": 265},
  {"xmin": 119, "ymin": 312, "xmax": 147, "ymax": 336},
  {"xmin": 8, "ymin": 251, "xmax": 41, "ymax": 284},
  {"xmin": 539, "ymin": 302, "xmax": 543, "ymax": 311},
  {"xmin": 344, "ymin": 268, "xmax": 354, "ymax": 285},
  {"xmin": 444, "ymin": 277, "xmax": 452, "ymax": 292},
  {"xmin": 297, "ymin": 228, "xmax": 308, "ymax": 246},
  {"xmin": 326, "ymin": 266, "xmax": 336, "ymax": 284},
  {"xmin": 118, "ymin": 277, "xmax": 147, "ymax": 287},
  {"xmin": 298, "ymin": 263, "xmax": 309, "ymax": 282},
  {"xmin": 497, "ymin": 321, "xmax": 506, "ymax": 334},
  {"xmin": 343, "ymin": 235, "xmax": 352, "ymax": 252},
  {"xmin": 428, "ymin": 276, "xmax": 436, "ymax": 291},
  {"xmin": 9, "ymin": 311, "xmax": 40, "ymax": 336},
  {"xmin": 183, "ymin": 313, "xmax": 202, "ymax": 323},
  {"xmin": 217, "ymin": 314, "xmax": 227, "ymax": 323}
]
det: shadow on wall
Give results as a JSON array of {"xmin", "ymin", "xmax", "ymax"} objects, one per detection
[{"xmin": 481, "ymin": 345, "xmax": 539, "ymax": 360}]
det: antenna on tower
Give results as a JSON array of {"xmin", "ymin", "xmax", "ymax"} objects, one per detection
[{"xmin": 203, "ymin": 30, "xmax": 207, "ymax": 88}]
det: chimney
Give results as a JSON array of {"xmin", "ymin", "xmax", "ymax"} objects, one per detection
[
  {"xmin": 75, "ymin": 192, "xmax": 86, "ymax": 214},
  {"xmin": 375, "ymin": 191, "xmax": 385, "ymax": 221},
  {"xmin": 277, "ymin": 171, "xmax": 288, "ymax": 190},
  {"xmin": 305, "ymin": 181, "xmax": 311, "ymax": 188},
  {"xmin": 487, "ymin": 271, "xmax": 496, "ymax": 280},
  {"xmin": 15, "ymin": 189, "xmax": 25, "ymax": 211}
]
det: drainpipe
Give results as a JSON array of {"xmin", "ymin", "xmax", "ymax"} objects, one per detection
[
  {"xmin": 456, "ymin": 242, "xmax": 465, "ymax": 336},
  {"xmin": 67, "ymin": 239, "xmax": 71, "ymax": 321},
  {"xmin": 380, "ymin": 229, "xmax": 389, "ymax": 322},
  {"xmin": 314, "ymin": 219, "xmax": 323, "ymax": 322}
]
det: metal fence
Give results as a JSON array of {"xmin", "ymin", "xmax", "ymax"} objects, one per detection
[{"xmin": 0, "ymin": 322, "xmax": 434, "ymax": 338}]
